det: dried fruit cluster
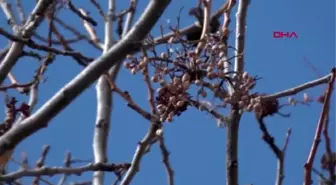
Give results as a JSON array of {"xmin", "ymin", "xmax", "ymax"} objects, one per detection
[
  {"xmin": 155, "ymin": 81, "xmax": 190, "ymax": 122},
  {"xmin": 122, "ymin": 31, "xmax": 269, "ymax": 122}
]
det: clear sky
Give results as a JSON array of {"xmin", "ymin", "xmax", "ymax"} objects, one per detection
[{"xmin": 0, "ymin": 0, "xmax": 335, "ymax": 185}]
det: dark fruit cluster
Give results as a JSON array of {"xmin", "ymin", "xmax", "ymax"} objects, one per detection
[
  {"xmin": 155, "ymin": 76, "xmax": 191, "ymax": 122},
  {"xmin": 250, "ymin": 94, "xmax": 280, "ymax": 118}
]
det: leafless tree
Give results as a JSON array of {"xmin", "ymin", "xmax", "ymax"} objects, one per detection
[{"xmin": 0, "ymin": 0, "xmax": 334, "ymax": 185}]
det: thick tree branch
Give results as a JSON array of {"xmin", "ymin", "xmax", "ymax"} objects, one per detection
[
  {"xmin": 0, "ymin": 0, "xmax": 171, "ymax": 157},
  {"xmin": 233, "ymin": 0, "xmax": 248, "ymax": 77},
  {"xmin": 226, "ymin": 108, "xmax": 241, "ymax": 185},
  {"xmin": 226, "ymin": 1, "xmax": 249, "ymax": 185},
  {"xmin": 92, "ymin": 1, "xmax": 116, "ymax": 185},
  {"xmin": 92, "ymin": 2, "xmax": 138, "ymax": 183}
]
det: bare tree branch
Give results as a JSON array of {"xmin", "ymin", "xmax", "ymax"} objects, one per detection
[
  {"xmin": 0, "ymin": 1, "xmax": 332, "ymax": 185},
  {"xmin": 0, "ymin": 0, "xmax": 170, "ymax": 173},
  {"xmin": 120, "ymin": 123, "xmax": 160, "ymax": 185},
  {"xmin": 0, "ymin": 0, "xmax": 18, "ymax": 26},
  {"xmin": 261, "ymin": 73, "xmax": 332, "ymax": 101},
  {"xmin": 0, "ymin": 27, "xmax": 93, "ymax": 63},
  {"xmin": 89, "ymin": 0, "xmax": 105, "ymax": 20},
  {"xmin": 195, "ymin": 0, "xmax": 211, "ymax": 55},
  {"xmin": 158, "ymin": 134, "xmax": 174, "ymax": 185},
  {"xmin": 0, "ymin": 162, "xmax": 130, "ymax": 182},
  {"xmin": 57, "ymin": 152, "xmax": 72, "ymax": 185},
  {"xmin": 256, "ymin": 114, "xmax": 292, "ymax": 185},
  {"xmin": 32, "ymin": 145, "xmax": 50, "ymax": 185},
  {"xmin": 14, "ymin": 0, "xmax": 26, "ymax": 24},
  {"xmin": 304, "ymin": 68, "xmax": 335, "ymax": 185},
  {"xmin": 67, "ymin": 1, "xmax": 97, "ymax": 26},
  {"xmin": 0, "ymin": 0, "xmax": 55, "ymax": 85},
  {"xmin": 322, "ymin": 114, "xmax": 336, "ymax": 182},
  {"xmin": 226, "ymin": 1, "xmax": 249, "ymax": 185},
  {"xmin": 92, "ymin": 0, "xmax": 116, "ymax": 185},
  {"xmin": 152, "ymin": 1, "xmax": 229, "ymax": 45}
]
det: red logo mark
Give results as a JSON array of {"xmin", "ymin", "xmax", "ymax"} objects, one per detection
[{"xmin": 273, "ymin": 31, "xmax": 298, "ymax": 39}]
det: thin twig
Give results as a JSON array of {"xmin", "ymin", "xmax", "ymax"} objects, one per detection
[
  {"xmin": 189, "ymin": 99, "xmax": 230, "ymax": 125},
  {"xmin": 312, "ymin": 168, "xmax": 333, "ymax": 185},
  {"xmin": 0, "ymin": 28, "xmax": 94, "ymax": 64},
  {"xmin": 195, "ymin": 0, "xmax": 211, "ymax": 55},
  {"xmin": 78, "ymin": 8, "xmax": 100, "ymax": 43},
  {"xmin": 256, "ymin": 115, "xmax": 292, "ymax": 185},
  {"xmin": 20, "ymin": 50, "xmax": 43, "ymax": 60},
  {"xmin": 32, "ymin": 145, "xmax": 50, "ymax": 185},
  {"xmin": 17, "ymin": 54, "xmax": 56, "ymax": 122},
  {"xmin": 120, "ymin": 0, "xmax": 137, "ymax": 36},
  {"xmin": 47, "ymin": 19, "xmax": 90, "ymax": 66},
  {"xmin": 89, "ymin": 0, "xmax": 105, "ymax": 20},
  {"xmin": 53, "ymin": 17, "xmax": 103, "ymax": 50},
  {"xmin": 158, "ymin": 135, "xmax": 174, "ymax": 185},
  {"xmin": 120, "ymin": 123, "xmax": 160, "ymax": 185},
  {"xmin": 67, "ymin": 1, "xmax": 97, "ymax": 26},
  {"xmin": 0, "ymin": 78, "xmax": 35, "ymax": 92},
  {"xmin": 5, "ymin": 72, "xmax": 30, "ymax": 94},
  {"xmin": 152, "ymin": 1, "xmax": 230, "ymax": 45},
  {"xmin": 277, "ymin": 128, "xmax": 291, "ymax": 185},
  {"xmin": 110, "ymin": 83, "xmax": 155, "ymax": 122},
  {"xmin": 57, "ymin": 152, "xmax": 72, "ymax": 185},
  {"xmin": 140, "ymin": 50, "xmax": 157, "ymax": 114},
  {"xmin": 14, "ymin": 0, "xmax": 26, "ymax": 24},
  {"xmin": 34, "ymin": 32, "xmax": 84, "ymax": 45},
  {"xmin": 0, "ymin": 0, "xmax": 18, "ymax": 27}
]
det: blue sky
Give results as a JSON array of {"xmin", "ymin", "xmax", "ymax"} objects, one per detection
[{"xmin": 0, "ymin": 0, "xmax": 335, "ymax": 185}]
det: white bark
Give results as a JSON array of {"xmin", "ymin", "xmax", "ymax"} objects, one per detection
[
  {"xmin": 0, "ymin": 0, "xmax": 171, "ymax": 159},
  {"xmin": 0, "ymin": 0, "xmax": 55, "ymax": 84}
]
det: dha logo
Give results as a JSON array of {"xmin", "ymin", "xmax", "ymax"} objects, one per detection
[{"xmin": 273, "ymin": 31, "xmax": 298, "ymax": 39}]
